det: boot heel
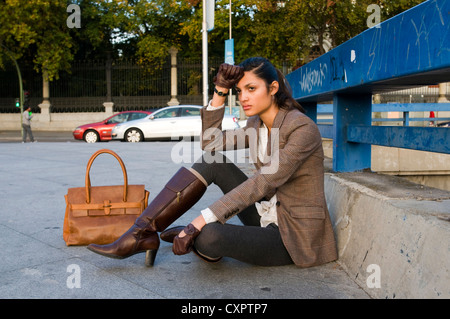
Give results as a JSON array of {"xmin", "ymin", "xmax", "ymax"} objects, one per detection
[{"xmin": 145, "ymin": 249, "xmax": 158, "ymax": 267}]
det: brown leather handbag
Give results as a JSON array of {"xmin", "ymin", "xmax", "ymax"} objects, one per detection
[{"xmin": 63, "ymin": 149, "xmax": 149, "ymax": 246}]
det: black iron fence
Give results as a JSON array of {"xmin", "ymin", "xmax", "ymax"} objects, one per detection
[
  {"xmin": 0, "ymin": 56, "xmax": 223, "ymax": 113},
  {"xmin": 1, "ymin": 56, "xmax": 445, "ymax": 114}
]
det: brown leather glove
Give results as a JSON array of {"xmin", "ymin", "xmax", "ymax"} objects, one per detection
[
  {"xmin": 172, "ymin": 223, "xmax": 201, "ymax": 255},
  {"xmin": 213, "ymin": 63, "xmax": 244, "ymax": 89}
]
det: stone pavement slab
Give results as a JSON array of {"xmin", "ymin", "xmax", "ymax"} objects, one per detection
[{"xmin": 0, "ymin": 140, "xmax": 369, "ymax": 300}]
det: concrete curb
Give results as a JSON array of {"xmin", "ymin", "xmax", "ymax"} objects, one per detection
[{"xmin": 325, "ymin": 169, "xmax": 450, "ymax": 299}]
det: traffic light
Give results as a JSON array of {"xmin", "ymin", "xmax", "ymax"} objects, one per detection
[
  {"xmin": 15, "ymin": 98, "xmax": 20, "ymax": 108},
  {"xmin": 24, "ymin": 90, "xmax": 30, "ymax": 107}
]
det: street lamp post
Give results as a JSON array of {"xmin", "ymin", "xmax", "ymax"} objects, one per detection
[
  {"xmin": 203, "ymin": 0, "xmax": 215, "ymax": 107},
  {"xmin": 202, "ymin": 0, "xmax": 209, "ymax": 107},
  {"xmin": 0, "ymin": 44, "xmax": 24, "ymax": 138},
  {"xmin": 229, "ymin": 0, "xmax": 232, "ymax": 40},
  {"xmin": 228, "ymin": 0, "xmax": 233, "ymax": 113}
]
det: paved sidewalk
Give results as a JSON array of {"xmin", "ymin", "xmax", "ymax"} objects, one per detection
[
  {"xmin": 0, "ymin": 140, "xmax": 370, "ymax": 300},
  {"xmin": 0, "ymin": 130, "xmax": 76, "ymax": 143}
]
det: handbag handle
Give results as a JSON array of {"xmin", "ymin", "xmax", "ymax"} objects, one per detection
[{"xmin": 85, "ymin": 149, "xmax": 128, "ymax": 203}]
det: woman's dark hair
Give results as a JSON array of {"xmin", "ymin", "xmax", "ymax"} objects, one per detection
[{"xmin": 238, "ymin": 57, "xmax": 305, "ymax": 113}]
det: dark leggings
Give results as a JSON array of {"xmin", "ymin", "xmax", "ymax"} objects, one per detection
[{"xmin": 191, "ymin": 153, "xmax": 293, "ymax": 266}]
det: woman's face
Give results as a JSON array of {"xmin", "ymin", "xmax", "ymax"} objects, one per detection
[{"xmin": 235, "ymin": 71, "xmax": 279, "ymax": 118}]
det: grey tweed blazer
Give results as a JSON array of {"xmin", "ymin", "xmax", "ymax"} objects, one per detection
[{"xmin": 200, "ymin": 106, "xmax": 338, "ymax": 267}]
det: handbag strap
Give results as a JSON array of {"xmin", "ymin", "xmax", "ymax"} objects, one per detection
[
  {"xmin": 70, "ymin": 200, "xmax": 144, "ymax": 216},
  {"xmin": 85, "ymin": 149, "xmax": 128, "ymax": 203}
]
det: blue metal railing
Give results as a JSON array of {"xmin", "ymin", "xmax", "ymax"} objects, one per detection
[
  {"xmin": 316, "ymin": 102, "xmax": 450, "ymax": 154},
  {"xmin": 286, "ymin": 0, "xmax": 450, "ymax": 172},
  {"xmin": 316, "ymin": 103, "xmax": 450, "ymax": 126}
]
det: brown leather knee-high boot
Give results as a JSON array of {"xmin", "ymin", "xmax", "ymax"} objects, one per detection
[{"xmin": 87, "ymin": 167, "xmax": 207, "ymax": 266}]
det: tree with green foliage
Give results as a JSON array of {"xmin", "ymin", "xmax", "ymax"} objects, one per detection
[
  {"xmin": 0, "ymin": 0, "xmax": 427, "ymax": 82},
  {"xmin": 0, "ymin": 0, "xmax": 74, "ymax": 81},
  {"xmin": 178, "ymin": 0, "xmax": 426, "ymax": 69},
  {"xmin": 331, "ymin": 0, "xmax": 427, "ymax": 49}
]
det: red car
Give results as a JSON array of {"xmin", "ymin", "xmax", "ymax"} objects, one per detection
[{"xmin": 73, "ymin": 111, "xmax": 152, "ymax": 143}]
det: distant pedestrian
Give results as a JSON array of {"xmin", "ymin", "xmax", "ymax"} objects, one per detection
[
  {"xmin": 429, "ymin": 111, "xmax": 435, "ymax": 126},
  {"xmin": 22, "ymin": 106, "xmax": 35, "ymax": 143}
]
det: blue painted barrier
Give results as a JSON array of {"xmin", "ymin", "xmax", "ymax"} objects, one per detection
[
  {"xmin": 286, "ymin": 0, "xmax": 450, "ymax": 172},
  {"xmin": 316, "ymin": 103, "xmax": 450, "ymax": 126},
  {"xmin": 347, "ymin": 125, "xmax": 450, "ymax": 153}
]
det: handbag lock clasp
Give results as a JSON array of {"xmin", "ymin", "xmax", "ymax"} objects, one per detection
[{"xmin": 103, "ymin": 200, "xmax": 112, "ymax": 215}]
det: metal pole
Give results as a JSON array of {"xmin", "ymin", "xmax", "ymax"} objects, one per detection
[
  {"xmin": 228, "ymin": 0, "xmax": 233, "ymax": 113},
  {"xmin": 0, "ymin": 44, "xmax": 24, "ymax": 138},
  {"xmin": 202, "ymin": 0, "xmax": 208, "ymax": 107},
  {"xmin": 106, "ymin": 51, "xmax": 112, "ymax": 103},
  {"xmin": 229, "ymin": 0, "xmax": 232, "ymax": 40}
]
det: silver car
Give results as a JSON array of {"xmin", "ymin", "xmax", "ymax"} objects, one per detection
[{"xmin": 112, "ymin": 105, "xmax": 240, "ymax": 142}]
